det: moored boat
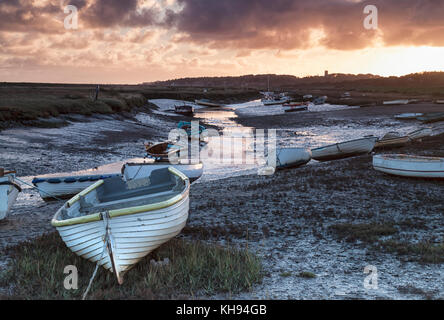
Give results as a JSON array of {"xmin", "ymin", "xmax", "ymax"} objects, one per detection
[
  {"xmin": 383, "ymin": 99, "xmax": 409, "ymax": 105},
  {"xmin": 52, "ymin": 167, "xmax": 190, "ymax": 284},
  {"xmin": 373, "ymin": 154, "xmax": 444, "ymax": 178},
  {"xmin": 177, "ymin": 121, "xmax": 206, "ymax": 138},
  {"xmin": 195, "ymin": 99, "xmax": 224, "ymax": 108},
  {"xmin": 145, "ymin": 142, "xmax": 181, "ymax": 160},
  {"xmin": 0, "ymin": 169, "xmax": 21, "ymax": 220},
  {"xmin": 32, "ymin": 173, "xmax": 120, "ymax": 201},
  {"xmin": 174, "ymin": 105, "xmax": 194, "ymax": 116},
  {"xmin": 276, "ymin": 148, "xmax": 312, "ymax": 169},
  {"xmin": 395, "ymin": 113, "xmax": 423, "ymax": 120},
  {"xmin": 123, "ymin": 159, "xmax": 203, "ymax": 183},
  {"xmin": 311, "ymin": 136, "xmax": 378, "ymax": 161},
  {"xmin": 374, "ymin": 132, "xmax": 410, "ymax": 149},
  {"xmin": 407, "ymin": 128, "xmax": 433, "ymax": 140},
  {"xmin": 284, "ymin": 105, "xmax": 308, "ymax": 113},
  {"xmin": 417, "ymin": 112, "xmax": 444, "ymax": 124}
]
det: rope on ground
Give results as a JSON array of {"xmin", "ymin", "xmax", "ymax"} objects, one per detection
[
  {"xmin": 82, "ymin": 211, "xmax": 110, "ymax": 300},
  {"xmin": 14, "ymin": 177, "xmax": 65, "ymax": 202}
]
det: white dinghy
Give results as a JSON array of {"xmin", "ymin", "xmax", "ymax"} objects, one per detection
[
  {"xmin": 52, "ymin": 167, "xmax": 190, "ymax": 284},
  {"xmin": 0, "ymin": 169, "xmax": 21, "ymax": 220},
  {"xmin": 276, "ymin": 148, "xmax": 312, "ymax": 169},
  {"xmin": 311, "ymin": 137, "xmax": 378, "ymax": 162},
  {"xmin": 373, "ymin": 154, "xmax": 444, "ymax": 178},
  {"xmin": 395, "ymin": 113, "xmax": 423, "ymax": 120},
  {"xmin": 123, "ymin": 158, "xmax": 203, "ymax": 183}
]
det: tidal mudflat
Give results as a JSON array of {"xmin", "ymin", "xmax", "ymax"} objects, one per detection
[{"xmin": 1, "ymin": 99, "xmax": 443, "ymax": 299}]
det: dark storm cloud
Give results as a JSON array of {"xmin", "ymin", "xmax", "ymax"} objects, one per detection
[{"xmin": 1, "ymin": 0, "xmax": 444, "ymax": 49}]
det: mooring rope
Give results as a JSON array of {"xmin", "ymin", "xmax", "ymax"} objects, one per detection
[
  {"xmin": 14, "ymin": 177, "xmax": 65, "ymax": 202},
  {"xmin": 82, "ymin": 211, "xmax": 110, "ymax": 300}
]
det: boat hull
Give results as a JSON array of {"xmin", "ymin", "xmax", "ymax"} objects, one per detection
[
  {"xmin": 373, "ymin": 154, "xmax": 444, "ymax": 178},
  {"xmin": 33, "ymin": 174, "xmax": 120, "ymax": 201},
  {"xmin": 408, "ymin": 128, "xmax": 433, "ymax": 140},
  {"xmin": 311, "ymin": 137, "xmax": 377, "ymax": 162},
  {"xmin": 0, "ymin": 175, "xmax": 20, "ymax": 220},
  {"xmin": 123, "ymin": 162, "xmax": 203, "ymax": 183},
  {"xmin": 374, "ymin": 136, "xmax": 410, "ymax": 149},
  {"xmin": 276, "ymin": 148, "xmax": 312, "ymax": 169}
]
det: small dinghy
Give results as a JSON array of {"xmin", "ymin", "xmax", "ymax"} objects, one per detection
[
  {"xmin": 311, "ymin": 136, "xmax": 378, "ymax": 162},
  {"xmin": 145, "ymin": 142, "xmax": 181, "ymax": 160},
  {"xmin": 195, "ymin": 99, "xmax": 224, "ymax": 108},
  {"xmin": 174, "ymin": 105, "xmax": 194, "ymax": 116},
  {"xmin": 276, "ymin": 148, "xmax": 312, "ymax": 169},
  {"xmin": 283, "ymin": 103, "xmax": 308, "ymax": 113},
  {"xmin": 123, "ymin": 159, "xmax": 203, "ymax": 183},
  {"xmin": 52, "ymin": 167, "xmax": 190, "ymax": 284},
  {"xmin": 177, "ymin": 121, "xmax": 206, "ymax": 137},
  {"xmin": 407, "ymin": 128, "xmax": 433, "ymax": 141},
  {"xmin": 373, "ymin": 154, "xmax": 444, "ymax": 178},
  {"xmin": 0, "ymin": 169, "xmax": 21, "ymax": 220},
  {"xmin": 383, "ymin": 100, "xmax": 409, "ymax": 105},
  {"xmin": 417, "ymin": 112, "xmax": 444, "ymax": 124},
  {"xmin": 374, "ymin": 132, "xmax": 410, "ymax": 150},
  {"xmin": 395, "ymin": 113, "xmax": 423, "ymax": 120},
  {"xmin": 32, "ymin": 173, "xmax": 120, "ymax": 201}
]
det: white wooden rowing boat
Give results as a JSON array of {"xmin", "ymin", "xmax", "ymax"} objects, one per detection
[
  {"xmin": 0, "ymin": 170, "xmax": 21, "ymax": 220},
  {"xmin": 52, "ymin": 167, "xmax": 190, "ymax": 284},
  {"xmin": 276, "ymin": 148, "xmax": 312, "ymax": 169},
  {"xmin": 32, "ymin": 173, "xmax": 121, "ymax": 201},
  {"xmin": 311, "ymin": 137, "xmax": 378, "ymax": 161},
  {"xmin": 383, "ymin": 100, "xmax": 409, "ymax": 105},
  {"xmin": 395, "ymin": 113, "xmax": 423, "ymax": 120},
  {"xmin": 373, "ymin": 154, "xmax": 444, "ymax": 178},
  {"xmin": 407, "ymin": 128, "xmax": 433, "ymax": 140},
  {"xmin": 123, "ymin": 159, "xmax": 203, "ymax": 183}
]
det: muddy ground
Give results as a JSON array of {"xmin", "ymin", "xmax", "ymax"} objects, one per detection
[{"xmin": 0, "ymin": 102, "xmax": 443, "ymax": 300}]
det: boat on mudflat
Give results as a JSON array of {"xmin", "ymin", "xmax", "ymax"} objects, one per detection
[
  {"xmin": 32, "ymin": 173, "xmax": 121, "ymax": 201},
  {"xmin": 52, "ymin": 167, "xmax": 190, "ymax": 284},
  {"xmin": 0, "ymin": 169, "xmax": 21, "ymax": 220},
  {"xmin": 195, "ymin": 99, "xmax": 224, "ymax": 108},
  {"xmin": 373, "ymin": 154, "xmax": 444, "ymax": 178},
  {"xmin": 174, "ymin": 105, "xmax": 194, "ymax": 116},
  {"xmin": 417, "ymin": 112, "xmax": 444, "ymax": 124},
  {"xmin": 395, "ymin": 113, "xmax": 423, "ymax": 120},
  {"xmin": 383, "ymin": 100, "xmax": 409, "ymax": 105},
  {"xmin": 283, "ymin": 103, "xmax": 308, "ymax": 113},
  {"xmin": 276, "ymin": 148, "xmax": 312, "ymax": 169},
  {"xmin": 311, "ymin": 136, "xmax": 378, "ymax": 162},
  {"xmin": 407, "ymin": 128, "xmax": 433, "ymax": 140},
  {"xmin": 123, "ymin": 159, "xmax": 203, "ymax": 183},
  {"xmin": 374, "ymin": 132, "xmax": 410, "ymax": 150},
  {"xmin": 145, "ymin": 141, "xmax": 181, "ymax": 160}
]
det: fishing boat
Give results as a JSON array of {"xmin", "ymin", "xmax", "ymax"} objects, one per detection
[
  {"xmin": 374, "ymin": 132, "xmax": 410, "ymax": 150},
  {"xmin": 0, "ymin": 169, "xmax": 21, "ymax": 220},
  {"xmin": 276, "ymin": 148, "xmax": 312, "ymax": 169},
  {"xmin": 32, "ymin": 173, "xmax": 121, "ymax": 201},
  {"xmin": 311, "ymin": 136, "xmax": 378, "ymax": 162},
  {"xmin": 373, "ymin": 154, "xmax": 444, "ymax": 178},
  {"xmin": 52, "ymin": 167, "xmax": 190, "ymax": 284},
  {"xmin": 174, "ymin": 105, "xmax": 194, "ymax": 116},
  {"xmin": 195, "ymin": 99, "xmax": 224, "ymax": 108},
  {"xmin": 417, "ymin": 112, "xmax": 444, "ymax": 124},
  {"xmin": 123, "ymin": 159, "xmax": 203, "ymax": 183},
  {"xmin": 383, "ymin": 100, "xmax": 409, "ymax": 105},
  {"xmin": 145, "ymin": 142, "xmax": 181, "ymax": 160},
  {"xmin": 407, "ymin": 128, "xmax": 433, "ymax": 140},
  {"xmin": 395, "ymin": 113, "xmax": 423, "ymax": 120},
  {"xmin": 177, "ymin": 121, "xmax": 206, "ymax": 138}
]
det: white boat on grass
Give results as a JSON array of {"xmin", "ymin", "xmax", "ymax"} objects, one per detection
[
  {"xmin": 373, "ymin": 154, "xmax": 444, "ymax": 178},
  {"xmin": 276, "ymin": 148, "xmax": 312, "ymax": 169},
  {"xmin": 0, "ymin": 169, "xmax": 21, "ymax": 220},
  {"xmin": 311, "ymin": 137, "xmax": 378, "ymax": 162},
  {"xmin": 52, "ymin": 167, "xmax": 190, "ymax": 284}
]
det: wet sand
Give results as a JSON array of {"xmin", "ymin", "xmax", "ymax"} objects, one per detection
[{"xmin": 1, "ymin": 102, "xmax": 443, "ymax": 299}]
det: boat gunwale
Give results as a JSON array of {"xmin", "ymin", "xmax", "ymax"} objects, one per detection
[
  {"xmin": 311, "ymin": 136, "xmax": 378, "ymax": 152},
  {"xmin": 51, "ymin": 167, "xmax": 190, "ymax": 228},
  {"xmin": 373, "ymin": 154, "xmax": 444, "ymax": 163}
]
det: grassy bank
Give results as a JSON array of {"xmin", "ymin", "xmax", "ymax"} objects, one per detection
[
  {"xmin": 0, "ymin": 83, "xmax": 260, "ymax": 125},
  {"xmin": 0, "ymin": 232, "xmax": 263, "ymax": 300}
]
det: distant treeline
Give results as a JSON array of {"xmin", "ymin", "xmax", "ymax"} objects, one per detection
[{"xmin": 146, "ymin": 72, "xmax": 444, "ymax": 91}]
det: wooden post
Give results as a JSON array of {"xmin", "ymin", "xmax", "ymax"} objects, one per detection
[
  {"xmin": 94, "ymin": 85, "xmax": 100, "ymax": 101},
  {"xmin": 0, "ymin": 168, "xmax": 4, "ymax": 177}
]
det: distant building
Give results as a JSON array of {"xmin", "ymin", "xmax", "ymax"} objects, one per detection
[{"xmin": 324, "ymin": 70, "xmax": 329, "ymax": 77}]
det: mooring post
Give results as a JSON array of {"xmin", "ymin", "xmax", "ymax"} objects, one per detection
[{"xmin": 94, "ymin": 85, "xmax": 100, "ymax": 101}]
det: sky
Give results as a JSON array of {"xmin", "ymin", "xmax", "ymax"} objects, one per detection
[{"xmin": 1, "ymin": 0, "xmax": 444, "ymax": 84}]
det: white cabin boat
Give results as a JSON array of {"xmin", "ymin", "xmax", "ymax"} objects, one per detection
[
  {"xmin": 52, "ymin": 167, "xmax": 190, "ymax": 284},
  {"xmin": 373, "ymin": 154, "xmax": 444, "ymax": 178},
  {"xmin": 0, "ymin": 169, "xmax": 21, "ymax": 220},
  {"xmin": 311, "ymin": 137, "xmax": 378, "ymax": 161},
  {"xmin": 276, "ymin": 148, "xmax": 312, "ymax": 169}
]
